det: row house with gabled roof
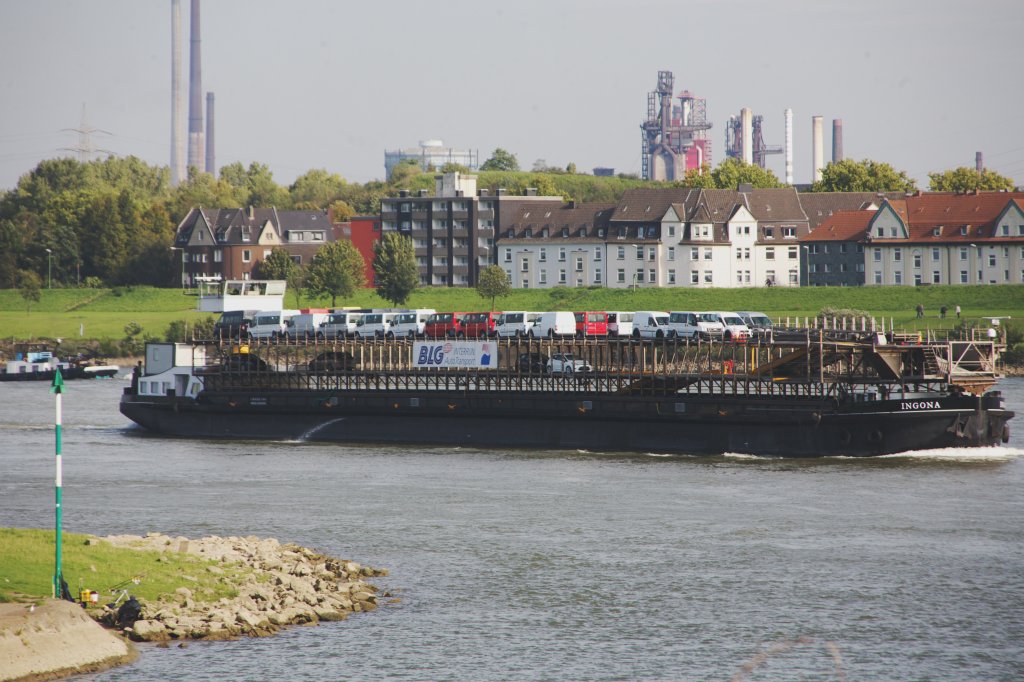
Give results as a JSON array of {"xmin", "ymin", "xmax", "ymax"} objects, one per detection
[
  {"xmin": 173, "ymin": 206, "xmax": 337, "ymax": 286},
  {"xmin": 803, "ymin": 191, "xmax": 1024, "ymax": 286},
  {"xmin": 501, "ymin": 202, "xmax": 615, "ymax": 288}
]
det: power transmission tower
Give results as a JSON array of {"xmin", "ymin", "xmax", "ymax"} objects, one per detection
[{"xmin": 61, "ymin": 103, "xmax": 114, "ymax": 161}]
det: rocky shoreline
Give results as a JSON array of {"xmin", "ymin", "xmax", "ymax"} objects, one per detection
[
  {"xmin": 97, "ymin": 533, "xmax": 390, "ymax": 642},
  {"xmin": 0, "ymin": 534, "xmax": 389, "ymax": 682}
]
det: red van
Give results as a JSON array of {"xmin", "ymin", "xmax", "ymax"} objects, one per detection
[
  {"xmin": 423, "ymin": 312, "xmax": 467, "ymax": 338},
  {"xmin": 461, "ymin": 312, "xmax": 499, "ymax": 338},
  {"xmin": 574, "ymin": 311, "xmax": 609, "ymax": 337}
]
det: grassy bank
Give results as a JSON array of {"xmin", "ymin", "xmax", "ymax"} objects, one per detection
[
  {"xmin": 1, "ymin": 284, "xmax": 1022, "ymax": 342},
  {"xmin": 0, "ymin": 528, "xmax": 248, "ymax": 605}
]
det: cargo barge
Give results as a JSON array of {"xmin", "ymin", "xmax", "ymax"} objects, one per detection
[{"xmin": 120, "ymin": 333, "xmax": 1013, "ymax": 457}]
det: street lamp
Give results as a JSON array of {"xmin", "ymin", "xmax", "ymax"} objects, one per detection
[
  {"xmin": 169, "ymin": 246, "xmax": 185, "ymax": 292},
  {"xmin": 45, "ymin": 248, "xmax": 52, "ymax": 289}
]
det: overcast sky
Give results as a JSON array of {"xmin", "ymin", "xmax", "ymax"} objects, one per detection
[{"xmin": 2, "ymin": 0, "xmax": 1022, "ymax": 192}]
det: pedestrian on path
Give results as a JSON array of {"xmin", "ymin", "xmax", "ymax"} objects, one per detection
[
  {"xmin": 956, "ymin": 305, "xmax": 961, "ymax": 319},
  {"xmin": 916, "ymin": 303, "xmax": 924, "ymax": 318}
]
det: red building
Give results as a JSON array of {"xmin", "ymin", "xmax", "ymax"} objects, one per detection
[{"xmin": 340, "ymin": 215, "xmax": 381, "ymax": 287}]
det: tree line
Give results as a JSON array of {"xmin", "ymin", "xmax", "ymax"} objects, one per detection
[{"xmin": 1, "ymin": 151, "xmax": 1014, "ymax": 292}]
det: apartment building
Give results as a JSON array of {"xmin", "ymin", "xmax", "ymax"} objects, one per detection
[{"xmin": 380, "ymin": 172, "xmax": 562, "ymax": 286}]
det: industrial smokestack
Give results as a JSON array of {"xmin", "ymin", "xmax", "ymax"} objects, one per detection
[
  {"xmin": 812, "ymin": 116, "xmax": 824, "ymax": 183},
  {"xmin": 170, "ymin": 0, "xmax": 186, "ymax": 186},
  {"xmin": 741, "ymin": 108, "xmax": 753, "ymax": 165},
  {"xmin": 976, "ymin": 151, "xmax": 984, "ymax": 173},
  {"xmin": 187, "ymin": 0, "xmax": 204, "ymax": 174},
  {"xmin": 832, "ymin": 118, "xmax": 843, "ymax": 163},
  {"xmin": 784, "ymin": 108, "xmax": 793, "ymax": 185},
  {"xmin": 205, "ymin": 92, "xmax": 215, "ymax": 176}
]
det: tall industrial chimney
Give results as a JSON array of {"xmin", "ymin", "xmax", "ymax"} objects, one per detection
[
  {"xmin": 784, "ymin": 108, "xmax": 793, "ymax": 185},
  {"xmin": 812, "ymin": 116, "xmax": 824, "ymax": 183},
  {"xmin": 976, "ymin": 151, "xmax": 984, "ymax": 173},
  {"xmin": 740, "ymin": 108, "xmax": 753, "ymax": 165},
  {"xmin": 832, "ymin": 119, "xmax": 843, "ymax": 163},
  {"xmin": 170, "ymin": 0, "xmax": 186, "ymax": 186},
  {"xmin": 187, "ymin": 0, "xmax": 204, "ymax": 174},
  {"xmin": 205, "ymin": 92, "xmax": 215, "ymax": 176}
]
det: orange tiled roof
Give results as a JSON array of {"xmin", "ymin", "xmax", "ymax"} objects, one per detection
[{"xmin": 800, "ymin": 210, "xmax": 874, "ymax": 242}]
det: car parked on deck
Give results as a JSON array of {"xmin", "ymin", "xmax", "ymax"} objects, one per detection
[{"xmin": 546, "ymin": 353, "xmax": 592, "ymax": 375}]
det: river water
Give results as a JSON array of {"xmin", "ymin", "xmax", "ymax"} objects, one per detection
[{"xmin": 1, "ymin": 375, "xmax": 1022, "ymax": 681}]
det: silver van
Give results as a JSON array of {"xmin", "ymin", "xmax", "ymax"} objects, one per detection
[
  {"xmin": 667, "ymin": 311, "xmax": 701, "ymax": 340},
  {"xmin": 317, "ymin": 311, "xmax": 363, "ymax": 340},
  {"xmin": 248, "ymin": 309, "xmax": 300, "ymax": 341},
  {"xmin": 285, "ymin": 312, "xmax": 329, "ymax": 341},
  {"xmin": 355, "ymin": 312, "xmax": 398, "ymax": 339},
  {"xmin": 390, "ymin": 309, "xmax": 436, "ymax": 339},
  {"xmin": 495, "ymin": 311, "xmax": 541, "ymax": 338}
]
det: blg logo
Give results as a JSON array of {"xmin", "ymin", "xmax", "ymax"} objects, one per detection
[{"xmin": 417, "ymin": 345, "xmax": 447, "ymax": 365}]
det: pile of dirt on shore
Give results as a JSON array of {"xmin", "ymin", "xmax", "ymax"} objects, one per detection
[{"xmin": 0, "ymin": 599, "xmax": 135, "ymax": 682}]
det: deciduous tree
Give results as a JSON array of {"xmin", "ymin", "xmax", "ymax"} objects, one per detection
[
  {"xmin": 813, "ymin": 159, "xmax": 917, "ymax": 193},
  {"xmin": 928, "ymin": 167, "xmax": 1015, "ymax": 192},
  {"xmin": 18, "ymin": 269, "xmax": 41, "ymax": 313},
  {"xmin": 372, "ymin": 233, "xmax": 419, "ymax": 306},
  {"xmin": 304, "ymin": 240, "xmax": 366, "ymax": 307},
  {"xmin": 476, "ymin": 264, "xmax": 512, "ymax": 311},
  {"xmin": 481, "ymin": 148, "xmax": 520, "ymax": 172}
]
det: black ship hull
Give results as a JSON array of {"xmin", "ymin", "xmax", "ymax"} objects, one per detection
[{"xmin": 120, "ymin": 388, "xmax": 1012, "ymax": 458}]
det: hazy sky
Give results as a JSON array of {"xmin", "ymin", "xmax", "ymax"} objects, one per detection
[{"xmin": 2, "ymin": 0, "xmax": 1022, "ymax": 191}]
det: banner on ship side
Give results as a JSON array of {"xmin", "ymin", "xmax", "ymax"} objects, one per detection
[{"xmin": 413, "ymin": 341, "xmax": 497, "ymax": 369}]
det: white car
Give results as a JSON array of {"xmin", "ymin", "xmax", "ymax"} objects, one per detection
[
  {"xmin": 546, "ymin": 353, "xmax": 592, "ymax": 375},
  {"xmin": 700, "ymin": 311, "xmax": 751, "ymax": 342}
]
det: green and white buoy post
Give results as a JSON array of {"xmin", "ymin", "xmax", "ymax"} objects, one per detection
[{"xmin": 51, "ymin": 368, "xmax": 65, "ymax": 599}]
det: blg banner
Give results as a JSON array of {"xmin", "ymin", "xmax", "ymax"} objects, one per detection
[{"xmin": 413, "ymin": 341, "xmax": 497, "ymax": 369}]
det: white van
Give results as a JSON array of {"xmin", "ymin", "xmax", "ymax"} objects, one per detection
[
  {"xmin": 606, "ymin": 312, "xmax": 634, "ymax": 338},
  {"xmin": 317, "ymin": 311, "xmax": 363, "ymax": 340},
  {"xmin": 667, "ymin": 311, "xmax": 701, "ymax": 340},
  {"xmin": 695, "ymin": 312, "xmax": 726, "ymax": 339},
  {"xmin": 532, "ymin": 311, "xmax": 576, "ymax": 338},
  {"xmin": 285, "ymin": 312, "xmax": 329, "ymax": 341},
  {"xmin": 355, "ymin": 312, "xmax": 398, "ymax": 339},
  {"xmin": 737, "ymin": 311, "xmax": 774, "ymax": 339},
  {"xmin": 390, "ymin": 309, "xmax": 436, "ymax": 339},
  {"xmin": 248, "ymin": 309, "xmax": 300, "ymax": 341},
  {"xmin": 495, "ymin": 311, "xmax": 541, "ymax": 338},
  {"xmin": 631, "ymin": 311, "xmax": 671, "ymax": 339},
  {"xmin": 705, "ymin": 311, "xmax": 751, "ymax": 342}
]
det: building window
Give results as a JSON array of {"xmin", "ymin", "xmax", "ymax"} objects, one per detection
[
  {"xmin": 932, "ymin": 271, "xmax": 941, "ymax": 284},
  {"xmin": 738, "ymin": 270, "xmax": 746, "ymax": 282},
  {"xmin": 788, "ymin": 246, "xmax": 798, "ymax": 259},
  {"xmin": 839, "ymin": 243, "xmax": 847, "ymax": 253},
  {"xmin": 667, "ymin": 247, "xmax": 675, "ymax": 261},
  {"xmin": 595, "ymin": 250, "xmax": 602, "ymax": 261},
  {"xmin": 894, "ymin": 271, "xmax": 902, "ymax": 285},
  {"xmin": 648, "ymin": 269, "xmax": 656, "ymax": 283},
  {"xmin": 874, "ymin": 248, "xmax": 882, "ymax": 262},
  {"xmin": 559, "ymin": 269, "xmax": 567, "ymax": 284},
  {"xmin": 691, "ymin": 271, "xmax": 699, "ymax": 284},
  {"xmin": 539, "ymin": 271, "xmax": 547, "ymax": 284},
  {"xmin": 617, "ymin": 268, "xmax": 625, "ymax": 283},
  {"xmin": 558, "ymin": 248, "xmax": 566, "ymax": 262},
  {"xmin": 668, "ymin": 225, "xmax": 676, "ymax": 237},
  {"xmin": 783, "ymin": 227, "xmax": 796, "ymax": 238},
  {"xmin": 241, "ymin": 227, "xmax": 251, "ymax": 242},
  {"xmin": 840, "ymin": 263, "xmax": 848, "ymax": 272},
  {"xmin": 539, "ymin": 248, "xmax": 547, "ymax": 262},
  {"xmin": 959, "ymin": 247, "xmax": 968, "ymax": 261},
  {"xmin": 809, "ymin": 263, "xmax": 818, "ymax": 273},
  {"xmin": 856, "ymin": 264, "xmax": 864, "ymax": 272},
  {"xmin": 691, "ymin": 247, "xmax": 699, "ymax": 260},
  {"xmin": 704, "ymin": 271, "xmax": 713, "ymax": 283},
  {"xmin": 520, "ymin": 257, "xmax": 528, "ymax": 272},
  {"xmin": 703, "ymin": 248, "xmax": 712, "ymax": 260},
  {"xmin": 766, "ymin": 247, "xmax": 775, "ymax": 261},
  {"xmin": 503, "ymin": 249, "xmax": 512, "ymax": 263},
  {"xmin": 874, "ymin": 271, "xmax": 882, "ymax": 284},
  {"xmin": 636, "ymin": 246, "xmax": 644, "ymax": 260},
  {"xmin": 668, "ymin": 269, "xmax": 676, "ymax": 284},
  {"xmin": 594, "ymin": 268, "xmax": 602, "ymax": 284},
  {"xmin": 788, "ymin": 270, "xmax": 798, "ymax": 285},
  {"xmin": 213, "ymin": 249, "xmax": 222, "ymax": 263},
  {"xmin": 989, "ymin": 254, "xmax": 997, "ymax": 267},
  {"xmin": 960, "ymin": 270, "xmax": 968, "ymax": 283},
  {"xmin": 913, "ymin": 253, "xmax": 922, "ymax": 268},
  {"xmin": 914, "ymin": 274, "xmax": 922, "ymax": 285},
  {"xmin": 617, "ymin": 246, "xmax": 625, "ymax": 260},
  {"xmin": 893, "ymin": 248, "xmax": 902, "ymax": 262},
  {"xmin": 764, "ymin": 228, "xmax": 774, "ymax": 239},
  {"xmin": 575, "ymin": 256, "xmax": 584, "ymax": 272},
  {"xmin": 648, "ymin": 247, "xmax": 656, "ymax": 261},
  {"xmin": 242, "ymin": 249, "xmax": 251, "ymax": 263}
]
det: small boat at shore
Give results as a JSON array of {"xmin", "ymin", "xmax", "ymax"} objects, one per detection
[{"xmin": 1, "ymin": 346, "xmax": 119, "ymax": 382}]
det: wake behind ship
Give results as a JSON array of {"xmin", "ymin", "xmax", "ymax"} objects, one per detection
[{"xmin": 120, "ymin": 329, "xmax": 1013, "ymax": 458}]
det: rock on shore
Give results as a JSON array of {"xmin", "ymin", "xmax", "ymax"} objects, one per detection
[
  {"xmin": 0, "ymin": 599, "xmax": 134, "ymax": 682},
  {"xmin": 96, "ymin": 533, "xmax": 389, "ymax": 642}
]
